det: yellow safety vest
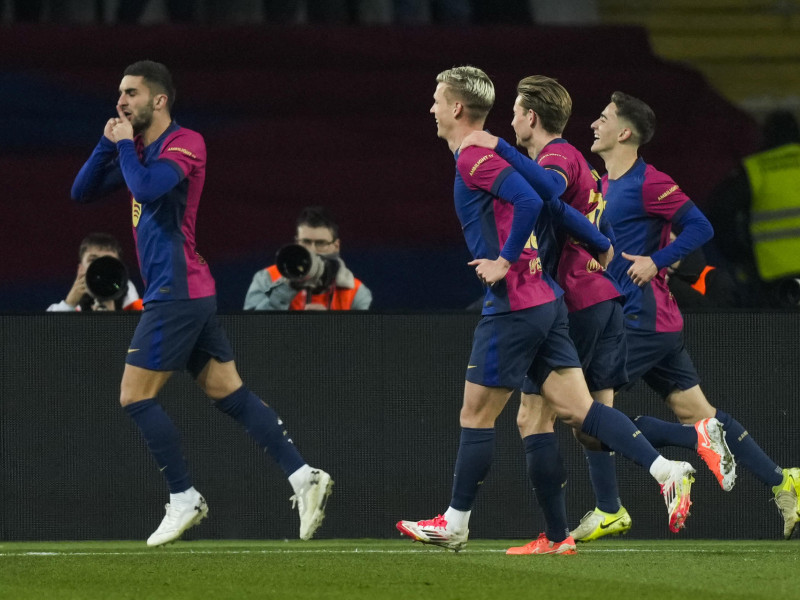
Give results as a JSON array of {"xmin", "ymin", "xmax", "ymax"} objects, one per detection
[{"xmin": 743, "ymin": 143, "xmax": 800, "ymax": 281}]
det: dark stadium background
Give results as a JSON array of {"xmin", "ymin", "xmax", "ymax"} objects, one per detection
[{"xmin": 0, "ymin": 24, "xmax": 758, "ymax": 311}]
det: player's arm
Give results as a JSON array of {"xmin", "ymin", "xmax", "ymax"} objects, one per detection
[
  {"xmin": 624, "ymin": 172, "xmax": 714, "ymax": 285},
  {"xmin": 461, "ymin": 132, "xmax": 567, "ymax": 199},
  {"xmin": 105, "ymin": 106, "xmax": 183, "ymax": 203},
  {"xmin": 623, "ymin": 205, "xmax": 713, "ymax": 286},
  {"xmin": 650, "ymin": 205, "xmax": 714, "ymax": 270},
  {"xmin": 544, "ymin": 197, "xmax": 611, "ymax": 253},
  {"xmin": 71, "ymin": 137, "xmax": 127, "ymax": 202},
  {"xmin": 493, "ymin": 137, "xmax": 566, "ymax": 200},
  {"xmin": 116, "ymin": 140, "xmax": 182, "ymax": 203},
  {"xmin": 489, "ymin": 138, "xmax": 610, "ymax": 252},
  {"xmin": 598, "ymin": 213, "xmax": 616, "ymax": 246},
  {"xmin": 469, "ymin": 170, "xmax": 543, "ymax": 285},
  {"xmin": 496, "ymin": 170, "xmax": 543, "ymax": 261}
]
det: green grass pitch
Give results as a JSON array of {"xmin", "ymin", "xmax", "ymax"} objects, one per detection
[{"xmin": 0, "ymin": 538, "xmax": 796, "ymax": 599}]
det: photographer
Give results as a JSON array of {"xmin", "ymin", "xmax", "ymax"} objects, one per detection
[
  {"xmin": 47, "ymin": 232, "xmax": 142, "ymax": 312},
  {"xmin": 243, "ymin": 206, "xmax": 372, "ymax": 311}
]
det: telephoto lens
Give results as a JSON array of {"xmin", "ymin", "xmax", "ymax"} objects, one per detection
[
  {"xmin": 275, "ymin": 244, "xmax": 326, "ymax": 285},
  {"xmin": 85, "ymin": 255, "xmax": 129, "ymax": 302}
]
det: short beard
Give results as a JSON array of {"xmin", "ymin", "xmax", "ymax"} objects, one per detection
[{"xmin": 131, "ymin": 105, "xmax": 155, "ymax": 134}]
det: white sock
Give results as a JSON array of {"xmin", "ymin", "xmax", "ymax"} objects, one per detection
[
  {"xmin": 288, "ymin": 464, "xmax": 313, "ymax": 494},
  {"xmin": 444, "ymin": 507, "xmax": 471, "ymax": 532},
  {"xmin": 170, "ymin": 486, "xmax": 198, "ymax": 504},
  {"xmin": 649, "ymin": 456, "xmax": 673, "ymax": 483}
]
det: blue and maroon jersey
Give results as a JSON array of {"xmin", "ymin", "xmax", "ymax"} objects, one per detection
[
  {"xmin": 71, "ymin": 121, "xmax": 216, "ymax": 303},
  {"xmin": 129, "ymin": 123, "xmax": 215, "ymax": 302},
  {"xmin": 454, "ymin": 146, "xmax": 561, "ymax": 315},
  {"xmin": 536, "ymin": 139, "xmax": 621, "ymax": 312},
  {"xmin": 603, "ymin": 157, "xmax": 693, "ymax": 332}
]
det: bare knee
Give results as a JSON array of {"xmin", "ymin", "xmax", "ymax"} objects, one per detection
[
  {"xmin": 119, "ymin": 364, "xmax": 171, "ymax": 407},
  {"xmin": 517, "ymin": 394, "xmax": 556, "ymax": 436},
  {"xmin": 197, "ymin": 359, "xmax": 243, "ymax": 400},
  {"xmin": 460, "ymin": 382, "xmax": 512, "ymax": 428},
  {"xmin": 667, "ymin": 385, "xmax": 715, "ymax": 424}
]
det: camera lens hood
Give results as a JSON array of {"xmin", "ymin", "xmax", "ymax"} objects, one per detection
[
  {"xmin": 85, "ymin": 255, "xmax": 129, "ymax": 302},
  {"xmin": 276, "ymin": 244, "xmax": 326, "ymax": 283}
]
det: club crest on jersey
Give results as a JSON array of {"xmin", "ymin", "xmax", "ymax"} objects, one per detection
[{"xmin": 132, "ymin": 199, "xmax": 142, "ymax": 227}]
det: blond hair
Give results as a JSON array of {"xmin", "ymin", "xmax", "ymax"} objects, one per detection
[{"xmin": 436, "ymin": 66, "xmax": 495, "ymax": 123}]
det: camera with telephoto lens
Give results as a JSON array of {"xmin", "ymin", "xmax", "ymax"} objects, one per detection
[
  {"xmin": 275, "ymin": 244, "xmax": 339, "ymax": 291},
  {"xmin": 85, "ymin": 255, "xmax": 129, "ymax": 302}
]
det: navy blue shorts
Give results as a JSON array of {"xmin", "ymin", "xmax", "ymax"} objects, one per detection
[
  {"xmin": 568, "ymin": 299, "xmax": 628, "ymax": 393},
  {"xmin": 523, "ymin": 299, "xmax": 627, "ymax": 394},
  {"xmin": 126, "ymin": 296, "xmax": 235, "ymax": 377},
  {"xmin": 467, "ymin": 297, "xmax": 580, "ymax": 390},
  {"xmin": 618, "ymin": 327, "xmax": 700, "ymax": 398}
]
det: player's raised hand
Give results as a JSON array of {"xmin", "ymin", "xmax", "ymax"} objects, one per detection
[
  {"xmin": 103, "ymin": 117, "xmax": 119, "ymax": 142},
  {"xmin": 621, "ymin": 252, "xmax": 657, "ymax": 286},
  {"xmin": 109, "ymin": 105, "xmax": 134, "ymax": 142},
  {"xmin": 460, "ymin": 130, "xmax": 499, "ymax": 152}
]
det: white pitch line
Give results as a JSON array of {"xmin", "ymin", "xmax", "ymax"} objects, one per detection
[{"xmin": 0, "ymin": 546, "xmax": 789, "ymax": 558}]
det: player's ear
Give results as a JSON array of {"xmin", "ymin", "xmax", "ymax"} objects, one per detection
[
  {"xmin": 453, "ymin": 102, "xmax": 464, "ymax": 118},
  {"xmin": 155, "ymin": 94, "xmax": 167, "ymax": 109},
  {"xmin": 618, "ymin": 127, "xmax": 633, "ymax": 143}
]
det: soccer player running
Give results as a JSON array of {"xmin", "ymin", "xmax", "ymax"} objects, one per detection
[
  {"xmin": 583, "ymin": 91, "xmax": 800, "ymax": 541},
  {"xmin": 459, "ymin": 75, "xmax": 732, "ymax": 554},
  {"xmin": 396, "ymin": 66, "xmax": 696, "ymax": 552},
  {"xmin": 71, "ymin": 60, "xmax": 333, "ymax": 546}
]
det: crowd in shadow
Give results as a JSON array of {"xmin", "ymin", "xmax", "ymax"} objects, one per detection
[{"xmin": 1, "ymin": 0, "xmax": 600, "ymax": 25}]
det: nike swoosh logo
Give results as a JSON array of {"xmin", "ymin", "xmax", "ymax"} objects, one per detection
[
  {"xmin": 127, "ymin": 348, "xmax": 140, "ymax": 353},
  {"xmin": 600, "ymin": 517, "xmax": 623, "ymax": 529}
]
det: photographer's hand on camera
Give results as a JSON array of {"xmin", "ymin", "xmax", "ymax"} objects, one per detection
[{"xmin": 65, "ymin": 264, "xmax": 89, "ymax": 308}]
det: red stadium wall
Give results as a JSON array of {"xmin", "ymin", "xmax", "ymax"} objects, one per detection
[{"xmin": 0, "ymin": 25, "xmax": 758, "ymax": 310}]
